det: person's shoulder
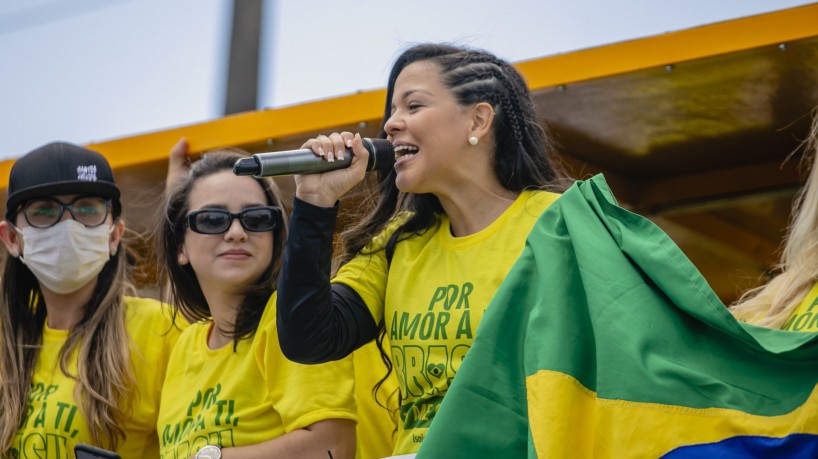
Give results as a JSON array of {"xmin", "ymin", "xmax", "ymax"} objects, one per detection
[
  {"xmin": 124, "ymin": 296, "xmax": 171, "ymax": 321},
  {"xmin": 519, "ymin": 189, "xmax": 561, "ymax": 215},
  {"xmin": 173, "ymin": 319, "xmax": 210, "ymax": 348},
  {"xmin": 256, "ymin": 292, "xmax": 277, "ymax": 335},
  {"xmin": 366, "ymin": 211, "xmax": 415, "ymax": 249},
  {"xmin": 123, "ymin": 296, "xmax": 185, "ymax": 340},
  {"xmin": 124, "ymin": 295, "xmax": 163, "ymax": 310},
  {"xmin": 383, "ymin": 211, "xmax": 413, "ymax": 234}
]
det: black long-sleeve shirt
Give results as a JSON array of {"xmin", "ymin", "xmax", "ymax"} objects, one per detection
[{"xmin": 276, "ymin": 197, "xmax": 379, "ymax": 363}]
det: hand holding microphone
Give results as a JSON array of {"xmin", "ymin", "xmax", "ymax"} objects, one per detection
[
  {"xmin": 233, "ymin": 136, "xmax": 394, "ymax": 177},
  {"xmin": 234, "ymin": 132, "xmax": 394, "ymax": 207}
]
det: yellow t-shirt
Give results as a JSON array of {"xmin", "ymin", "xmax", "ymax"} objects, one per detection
[
  {"xmin": 782, "ymin": 282, "xmax": 818, "ymax": 331},
  {"xmin": 333, "ymin": 190, "xmax": 559, "ymax": 454},
  {"xmin": 353, "ymin": 340, "xmax": 399, "ymax": 459},
  {"xmin": 156, "ymin": 293, "xmax": 357, "ymax": 459},
  {"xmin": 9, "ymin": 297, "xmax": 181, "ymax": 459}
]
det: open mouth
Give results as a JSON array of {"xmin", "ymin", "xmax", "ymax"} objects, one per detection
[{"xmin": 394, "ymin": 144, "xmax": 419, "ymax": 163}]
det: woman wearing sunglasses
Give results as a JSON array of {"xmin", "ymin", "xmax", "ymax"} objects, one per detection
[
  {"xmin": 0, "ymin": 142, "xmax": 181, "ymax": 457},
  {"xmin": 156, "ymin": 149, "xmax": 356, "ymax": 459}
]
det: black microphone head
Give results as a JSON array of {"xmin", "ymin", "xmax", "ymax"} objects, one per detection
[
  {"xmin": 362, "ymin": 138, "xmax": 395, "ymax": 172},
  {"xmin": 233, "ymin": 157, "xmax": 260, "ymax": 176}
]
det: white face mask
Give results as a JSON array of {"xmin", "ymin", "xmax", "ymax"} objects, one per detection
[{"xmin": 17, "ymin": 219, "xmax": 114, "ymax": 294}]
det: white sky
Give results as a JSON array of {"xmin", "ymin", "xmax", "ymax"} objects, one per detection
[{"xmin": 0, "ymin": 0, "xmax": 814, "ymax": 158}]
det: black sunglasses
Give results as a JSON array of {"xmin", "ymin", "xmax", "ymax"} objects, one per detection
[{"xmin": 186, "ymin": 206, "xmax": 282, "ymax": 234}]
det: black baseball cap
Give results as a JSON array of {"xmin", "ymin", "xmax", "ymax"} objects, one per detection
[{"xmin": 5, "ymin": 142, "xmax": 121, "ymax": 220}]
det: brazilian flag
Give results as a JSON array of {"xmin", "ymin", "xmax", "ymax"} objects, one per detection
[{"xmin": 416, "ymin": 175, "xmax": 818, "ymax": 458}]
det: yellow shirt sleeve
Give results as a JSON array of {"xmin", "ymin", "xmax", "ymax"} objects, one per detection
[
  {"xmin": 255, "ymin": 293, "xmax": 358, "ymax": 432},
  {"xmin": 333, "ymin": 214, "xmax": 411, "ymax": 325}
]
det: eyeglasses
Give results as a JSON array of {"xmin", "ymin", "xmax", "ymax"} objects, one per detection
[
  {"xmin": 186, "ymin": 206, "xmax": 282, "ymax": 234},
  {"xmin": 20, "ymin": 197, "xmax": 111, "ymax": 228}
]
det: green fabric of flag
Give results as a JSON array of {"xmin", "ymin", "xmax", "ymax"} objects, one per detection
[{"xmin": 416, "ymin": 174, "xmax": 818, "ymax": 458}]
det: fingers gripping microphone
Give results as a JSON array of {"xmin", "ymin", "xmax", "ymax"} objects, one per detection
[{"xmin": 233, "ymin": 138, "xmax": 394, "ymax": 177}]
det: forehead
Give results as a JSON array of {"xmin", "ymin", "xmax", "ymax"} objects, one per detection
[
  {"xmin": 394, "ymin": 60, "xmax": 446, "ymax": 94},
  {"xmin": 187, "ymin": 171, "xmax": 268, "ymax": 209}
]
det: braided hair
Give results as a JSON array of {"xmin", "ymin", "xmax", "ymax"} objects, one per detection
[
  {"xmin": 338, "ymin": 43, "xmax": 569, "ymax": 268},
  {"xmin": 334, "ymin": 43, "xmax": 571, "ymax": 416}
]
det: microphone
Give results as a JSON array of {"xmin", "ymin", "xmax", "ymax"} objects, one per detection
[{"xmin": 233, "ymin": 138, "xmax": 394, "ymax": 177}]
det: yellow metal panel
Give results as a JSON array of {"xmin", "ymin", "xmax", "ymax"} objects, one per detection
[
  {"xmin": 93, "ymin": 88, "xmax": 387, "ymax": 169},
  {"xmin": 516, "ymin": 2, "xmax": 818, "ymax": 89},
  {"xmin": 1, "ymin": 4, "xmax": 817, "ymax": 188},
  {"xmin": 0, "ymin": 89, "xmax": 386, "ymax": 188}
]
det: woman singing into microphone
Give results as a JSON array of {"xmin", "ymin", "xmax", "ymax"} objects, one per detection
[{"xmin": 275, "ymin": 43, "xmax": 572, "ymax": 456}]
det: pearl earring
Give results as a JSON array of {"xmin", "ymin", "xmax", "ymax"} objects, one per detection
[{"xmin": 469, "ymin": 136, "xmax": 479, "ymax": 146}]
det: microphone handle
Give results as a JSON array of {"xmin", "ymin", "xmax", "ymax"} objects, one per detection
[
  {"xmin": 257, "ymin": 149, "xmax": 352, "ymax": 176},
  {"xmin": 233, "ymin": 138, "xmax": 393, "ymax": 177}
]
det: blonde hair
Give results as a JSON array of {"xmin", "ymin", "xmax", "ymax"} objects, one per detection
[
  {"xmin": 0, "ymin": 234, "xmax": 136, "ymax": 452},
  {"xmin": 730, "ymin": 112, "xmax": 818, "ymax": 327}
]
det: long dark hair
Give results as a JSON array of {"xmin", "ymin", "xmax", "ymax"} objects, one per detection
[
  {"xmin": 335, "ymin": 42, "xmax": 572, "ymax": 419},
  {"xmin": 159, "ymin": 149, "xmax": 287, "ymax": 347},
  {"xmin": 0, "ymin": 206, "xmax": 135, "ymax": 453},
  {"xmin": 339, "ymin": 43, "xmax": 569, "ymax": 267}
]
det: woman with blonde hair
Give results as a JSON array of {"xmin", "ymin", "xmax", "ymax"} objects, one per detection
[
  {"xmin": 0, "ymin": 142, "xmax": 181, "ymax": 457},
  {"xmin": 731, "ymin": 112, "xmax": 818, "ymax": 330}
]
